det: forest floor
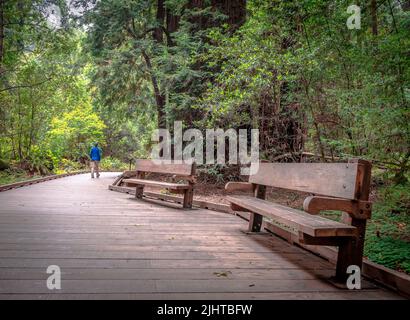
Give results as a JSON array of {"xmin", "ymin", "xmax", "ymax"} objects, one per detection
[{"xmin": 0, "ymin": 169, "xmax": 408, "ymax": 275}]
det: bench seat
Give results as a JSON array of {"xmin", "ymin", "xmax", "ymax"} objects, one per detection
[
  {"xmin": 123, "ymin": 178, "xmax": 190, "ymax": 190},
  {"xmin": 227, "ymin": 195, "xmax": 357, "ymax": 238}
]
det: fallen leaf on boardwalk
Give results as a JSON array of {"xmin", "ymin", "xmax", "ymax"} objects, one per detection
[{"xmin": 213, "ymin": 271, "xmax": 232, "ymax": 277}]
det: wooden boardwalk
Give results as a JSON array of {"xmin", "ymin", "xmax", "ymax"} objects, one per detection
[{"xmin": 0, "ymin": 173, "xmax": 401, "ymax": 299}]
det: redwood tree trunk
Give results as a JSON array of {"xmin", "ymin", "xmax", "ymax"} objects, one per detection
[
  {"xmin": 211, "ymin": 0, "xmax": 246, "ymax": 30},
  {"xmin": 0, "ymin": 0, "xmax": 4, "ymax": 69},
  {"xmin": 151, "ymin": 0, "xmax": 166, "ymax": 128},
  {"xmin": 142, "ymin": 50, "xmax": 166, "ymax": 129},
  {"xmin": 166, "ymin": 9, "xmax": 179, "ymax": 35},
  {"xmin": 371, "ymin": 0, "xmax": 378, "ymax": 36},
  {"xmin": 154, "ymin": 0, "xmax": 165, "ymax": 43}
]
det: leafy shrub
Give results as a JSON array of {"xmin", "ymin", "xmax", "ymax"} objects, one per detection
[
  {"xmin": 198, "ymin": 164, "xmax": 241, "ymax": 185},
  {"xmin": 0, "ymin": 168, "xmax": 40, "ymax": 185},
  {"xmin": 0, "ymin": 159, "xmax": 9, "ymax": 171},
  {"xmin": 59, "ymin": 159, "xmax": 85, "ymax": 173},
  {"xmin": 364, "ymin": 236, "xmax": 410, "ymax": 273},
  {"xmin": 47, "ymin": 103, "xmax": 106, "ymax": 162},
  {"xmin": 100, "ymin": 157, "xmax": 128, "ymax": 171},
  {"xmin": 378, "ymin": 183, "xmax": 410, "ymax": 216},
  {"xmin": 25, "ymin": 146, "xmax": 55, "ymax": 175}
]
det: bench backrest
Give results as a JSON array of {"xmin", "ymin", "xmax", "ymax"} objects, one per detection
[
  {"xmin": 135, "ymin": 159, "xmax": 196, "ymax": 177},
  {"xmin": 249, "ymin": 159, "xmax": 371, "ymax": 200}
]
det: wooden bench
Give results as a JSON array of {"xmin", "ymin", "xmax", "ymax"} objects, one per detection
[
  {"xmin": 122, "ymin": 159, "xmax": 196, "ymax": 209},
  {"xmin": 225, "ymin": 159, "xmax": 372, "ymax": 282}
]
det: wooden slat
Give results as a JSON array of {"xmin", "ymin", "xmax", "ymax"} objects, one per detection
[
  {"xmin": 249, "ymin": 162, "xmax": 360, "ymax": 199},
  {"xmin": 227, "ymin": 195, "xmax": 357, "ymax": 237},
  {"xmin": 136, "ymin": 159, "xmax": 194, "ymax": 176},
  {"xmin": 0, "ymin": 250, "xmax": 310, "ymax": 260},
  {"xmin": 123, "ymin": 178, "xmax": 190, "ymax": 190},
  {"xmin": 0, "ymin": 279, "xmax": 352, "ymax": 294},
  {"xmin": 0, "ymin": 267, "xmax": 333, "ymax": 280},
  {"xmin": 0, "ymin": 257, "xmax": 330, "ymax": 270},
  {"xmin": 0, "ymin": 291, "xmax": 401, "ymax": 300},
  {"xmin": 0, "ymin": 243, "xmax": 302, "ymax": 254}
]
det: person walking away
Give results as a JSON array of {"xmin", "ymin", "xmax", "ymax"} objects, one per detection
[{"xmin": 90, "ymin": 143, "xmax": 101, "ymax": 178}]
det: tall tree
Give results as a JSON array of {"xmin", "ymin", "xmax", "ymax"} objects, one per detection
[{"xmin": 85, "ymin": 0, "xmax": 247, "ymax": 129}]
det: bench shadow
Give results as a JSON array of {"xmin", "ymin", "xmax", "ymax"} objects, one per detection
[
  {"xmin": 126, "ymin": 195, "xmax": 200, "ymax": 211},
  {"xmin": 245, "ymin": 232, "xmax": 378, "ymax": 289}
]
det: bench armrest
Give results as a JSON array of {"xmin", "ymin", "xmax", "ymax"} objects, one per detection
[
  {"xmin": 303, "ymin": 196, "xmax": 372, "ymax": 219},
  {"xmin": 225, "ymin": 182, "xmax": 254, "ymax": 192}
]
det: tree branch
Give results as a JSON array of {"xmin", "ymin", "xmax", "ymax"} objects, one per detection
[{"xmin": 0, "ymin": 78, "xmax": 52, "ymax": 93}]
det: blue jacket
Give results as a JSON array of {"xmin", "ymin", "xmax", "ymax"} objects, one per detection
[{"xmin": 90, "ymin": 146, "xmax": 101, "ymax": 161}]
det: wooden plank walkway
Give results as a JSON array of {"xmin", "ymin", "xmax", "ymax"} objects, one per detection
[{"xmin": 0, "ymin": 173, "xmax": 402, "ymax": 299}]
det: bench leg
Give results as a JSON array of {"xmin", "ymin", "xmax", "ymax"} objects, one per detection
[
  {"xmin": 135, "ymin": 185, "xmax": 144, "ymax": 199},
  {"xmin": 248, "ymin": 185, "xmax": 266, "ymax": 232},
  {"xmin": 335, "ymin": 215, "xmax": 366, "ymax": 283},
  {"xmin": 183, "ymin": 188, "xmax": 193, "ymax": 209},
  {"xmin": 335, "ymin": 236, "xmax": 364, "ymax": 283},
  {"xmin": 248, "ymin": 213, "xmax": 263, "ymax": 232}
]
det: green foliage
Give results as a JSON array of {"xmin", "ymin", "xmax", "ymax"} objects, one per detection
[
  {"xmin": 197, "ymin": 0, "xmax": 410, "ymax": 172},
  {"xmin": 365, "ymin": 235, "xmax": 410, "ymax": 273},
  {"xmin": 47, "ymin": 103, "xmax": 106, "ymax": 162},
  {"xmin": 24, "ymin": 146, "xmax": 55, "ymax": 175},
  {"xmin": 94, "ymin": 98, "xmax": 157, "ymax": 162},
  {"xmin": 0, "ymin": 19, "xmax": 95, "ymax": 169},
  {"xmin": 57, "ymin": 159, "xmax": 85, "ymax": 174},
  {"xmin": 100, "ymin": 157, "xmax": 129, "ymax": 171},
  {"xmin": 378, "ymin": 183, "xmax": 410, "ymax": 216}
]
